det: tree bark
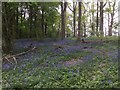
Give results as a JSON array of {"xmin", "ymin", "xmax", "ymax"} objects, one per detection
[
  {"xmin": 108, "ymin": 2, "xmax": 115, "ymax": 36},
  {"xmin": 2, "ymin": 3, "xmax": 12, "ymax": 53},
  {"xmin": 91, "ymin": 2, "xmax": 95, "ymax": 36},
  {"xmin": 100, "ymin": 2, "xmax": 104, "ymax": 36},
  {"xmin": 15, "ymin": 5, "xmax": 19, "ymax": 39},
  {"xmin": 108, "ymin": 5, "xmax": 110, "ymax": 36},
  {"xmin": 68, "ymin": 2, "xmax": 77, "ymax": 37},
  {"xmin": 96, "ymin": 1, "xmax": 99, "ymax": 37},
  {"xmin": 78, "ymin": 2, "xmax": 82, "ymax": 40},
  {"xmin": 29, "ymin": 4, "xmax": 33, "ymax": 38},
  {"xmin": 41, "ymin": 8, "xmax": 45, "ymax": 38},
  {"xmin": 61, "ymin": 2, "xmax": 67, "ymax": 40},
  {"xmin": 45, "ymin": 22, "xmax": 47, "ymax": 36},
  {"xmin": 83, "ymin": 22, "xmax": 86, "ymax": 37},
  {"xmin": 73, "ymin": 2, "xmax": 76, "ymax": 37}
]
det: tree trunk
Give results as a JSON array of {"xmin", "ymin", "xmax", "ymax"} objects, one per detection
[
  {"xmin": 78, "ymin": 2, "xmax": 82, "ymax": 40},
  {"xmin": 73, "ymin": 2, "xmax": 76, "ymax": 37},
  {"xmin": 100, "ymin": 2, "xmax": 104, "ymax": 36},
  {"xmin": 41, "ymin": 8, "xmax": 45, "ymax": 38},
  {"xmin": 96, "ymin": 1, "xmax": 99, "ymax": 37},
  {"xmin": 58, "ymin": 19, "xmax": 61, "ymax": 38},
  {"xmin": 61, "ymin": 2, "xmax": 67, "ymax": 40},
  {"xmin": 83, "ymin": 22, "xmax": 86, "ymax": 37},
  {"xmin": 108, "ymin": 8, "xmax": 110, "ymax": 36},
  {"xmin": 29, "ymin": 4, "xmax": 33, "ymax": 38},
  {"xmin": 73, "ymin": 9, "xmax": 76, "ymax": 37},
  {"xmin": 91, "ymin": 2, "xmax": 95, "ymax": 36},
  {"xmin": 108, "ymin": 2, "xmax": 115, "ymax": 36},
  {"xmin": 2, "ymin": 3, "xmax": 12, "ymax": 53},
  {"xmin": 45, "ymin": 22, "xmax": 47, "ymax": 36},
  {"xmin": 15, "ymin": 5, "xmax": 19, "ymax": 39}
]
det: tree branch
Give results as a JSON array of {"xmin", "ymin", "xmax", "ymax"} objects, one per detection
[
  {"xmin": 3, "ymin": 47, "xmax": 36, "ymax": 61},
  {"xmin": 64, "ymin": 2, "xmax": 67, "ymax": 11},
  {"xmin": 103, "ymin": 2, "xmax": 107, "ymax": 8},
  {"xmin": 68, "ymin": 5, "xmax": 73, "ymax": 12}
]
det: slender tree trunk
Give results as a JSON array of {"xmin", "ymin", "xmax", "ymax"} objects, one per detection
[
  {"xmin": 68, "ymin": 2, "xmax": 77, "ymax": 37},
  {"xmin": 96, "ymin": 1, "xmax": 99, "ymax": 37},
  {"xmin": 61, "ymin": 2, "xmax": 67, "ymax": 40},
  {"xmin": 109, "ymin": 17, "xmax": 113, "ymax": 36},
  {"xmin": 91, "ymin": 2, "xmax": 95, "ymax": 36},
  {"xmin": 16, "ymin": 5, "xmax": 19, "ymax": 39},
  {"xmin": 61, "ymin": 5, "xmax": 65, "ymax": 39},
  {"xmin": 78, "ymin": 2, "xmax": 82, "ymax": 40},
  {"xmin": 108, "ymin": 2, "xmax": 115, "ymax": 36},
  {"xmin": 100, "ymin": 2, "xmax": 104, "ymax": 36},
  {"xmin": 73, "ymin": 2, "xmax": 76, "ymax": 37},
  {"xmin": 45, "ymin": 22, "xmax": 47, "ymax": 36},
  {"xmin": 41, "ymin": 8, "xmax": 44, "ymax": 38},
  {"xmin": 73, "ymin": 9, "xmax": 76, "ymax": 37},
  {"xmin": 108, "ymin": 9, "xmax": 110, "ymax": 35},
  {"xmin": 29, "ymin": 4, "xmax": 33, "ymax": 38},
  {"xmin": 58, "ymin": 19, "xmax": 61, "ymax": 38},
  {"xmin": 83, "ymin": 22, "xmax": 86, "ymax": 37}
]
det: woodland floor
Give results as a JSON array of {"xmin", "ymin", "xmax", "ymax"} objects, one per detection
[{"xmin": 2, "ymin": 36, "xmax": 119, "ymax": 88}]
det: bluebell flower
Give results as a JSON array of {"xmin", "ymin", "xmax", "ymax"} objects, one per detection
[{"xmin": 3, "ymin": 64, "xmax": 10, "ymax": 69}]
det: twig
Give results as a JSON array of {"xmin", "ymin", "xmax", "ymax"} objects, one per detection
[
  {"xmin": 3, "ymin": 47, "xmax": 36, "ymax": 60},
  {"xmin": 2, "ymin": 47, "xmax": 36, "ymax": 70}
]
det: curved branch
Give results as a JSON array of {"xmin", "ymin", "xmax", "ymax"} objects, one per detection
[
  {"xmin": 68, "ymin": 5, "xmax": 73, "ymax": 12},
  {"xmin": 2, "ymin": 47, "xmax": 36, "ymax": 61}
]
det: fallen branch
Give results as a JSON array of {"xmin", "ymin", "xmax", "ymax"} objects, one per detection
[
  {"xmin": 2, "ymin": 47, "xmax": 36, "ymax": 70},
  {"xmin": 2, "ymin": 47, "xmax": 36, "ymax": 61}
]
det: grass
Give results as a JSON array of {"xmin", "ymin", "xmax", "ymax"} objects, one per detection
[{"xmin": 2, "ymin": 36, "xmax": 119, "ymax": 88}]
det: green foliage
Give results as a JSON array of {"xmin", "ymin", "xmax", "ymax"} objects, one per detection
[
  {"xmin": 3, "ymin": 2, "xmax": 60, "ymax": 41},
  {"xmin": 90, "ymin": 9, "xmax": 96, "ymax": 13},
  {"xmin": 81, "ymin": 15, "xmax": 87, "ymax": 22},
  {"xmin": 59, "ymin": 51, "xmax": 91, "ymax": 61},
  {"xmin": 2, "ymin": 37, "xmax": 119, "ymax": 88},
  {"xmin": 105, "ymin": 7, "xmax": 112, "ymax": 13},
  {"xmin": 2, "ymin": 56, "xmax": 119, "ymax": 88}
]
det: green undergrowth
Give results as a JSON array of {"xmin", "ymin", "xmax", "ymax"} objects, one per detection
[
  {"xmin": 2, "ymin": 36, "xmax": 119, "ymax": 88},
  {"xmin": 2, "ymin": 56, "xmax": 119, "ymax": 88},
  {"xmin": 58, "ymin": 51, "xmax": 92, "ymax": 61},
  {"xmin": 87, "ymin": 36, "xmax": 118, "ymax": 41},
  {"xmin": 95, "ymin": 42, "xmax": 117, "ymax": 52}
]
